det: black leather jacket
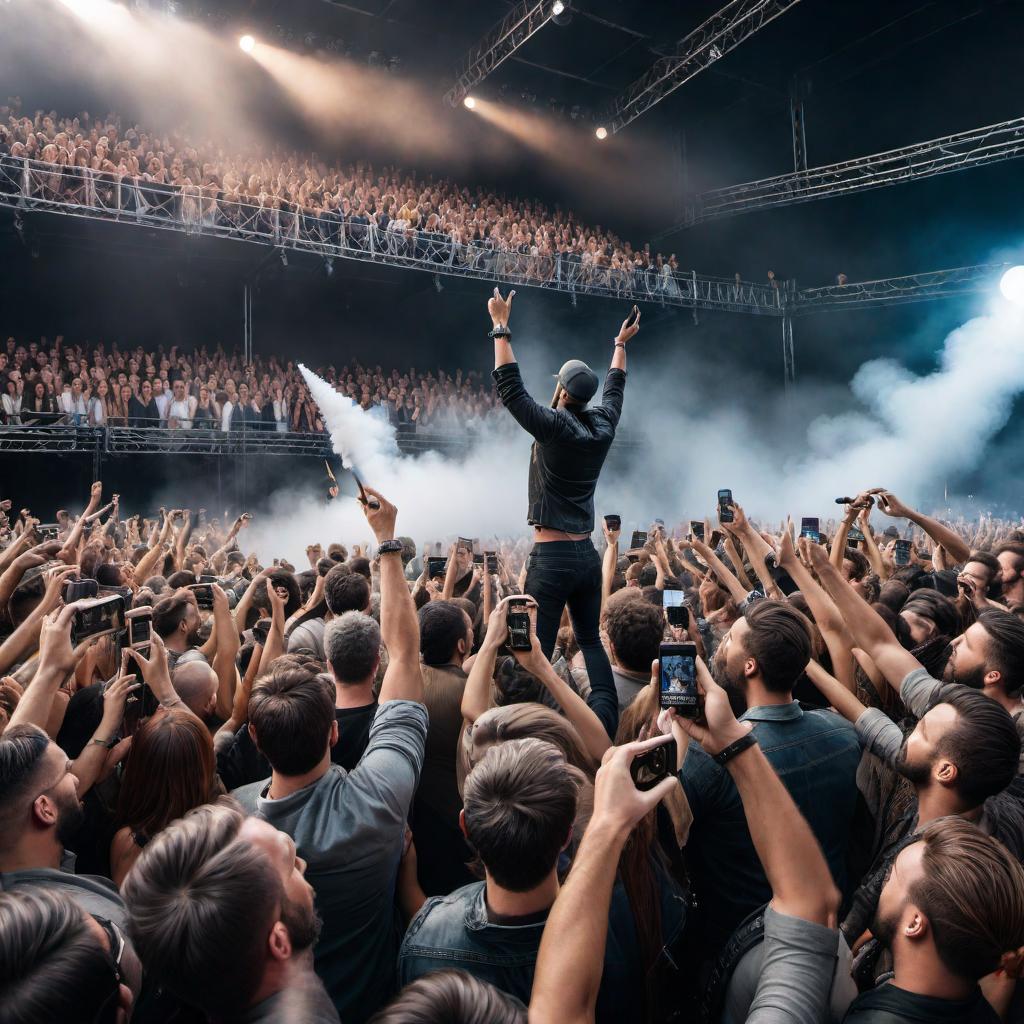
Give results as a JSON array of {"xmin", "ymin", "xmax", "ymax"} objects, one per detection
[{"xmin": 492, "ymin": 362, "xmax": 626, "ymax": 533}]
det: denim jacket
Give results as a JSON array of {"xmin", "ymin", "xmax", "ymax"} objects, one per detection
[
  {"xmin": 399, "ymin": 878, "xmax": 686, "ymax": 1024},
  {"xmin": 681, "ymin": 701, "xmax": 861, "ymax": 956},
  {"xmin": 492, "ymin": 362, "xmax": 625, "ymax": 533}
]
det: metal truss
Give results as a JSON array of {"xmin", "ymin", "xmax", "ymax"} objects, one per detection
[
  {"xmin": 792, "ymin": 264, "xmax": 1009, "ymax": 313},
  {"xmin": 672, "ymin": 114, "xmax": 1024, "ymax": 230},
  {"xmin": 0, "ymin": 156, "xmax": 782, "ymax": 316},
  {"xmin": 443, "ymin": 0, "xmax": 556, "ymax": 108},
  {"xmin": 604, "ymin": 0, "xmax": 801, "ymax": 135}
]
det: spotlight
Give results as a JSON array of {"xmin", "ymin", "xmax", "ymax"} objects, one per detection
[
  {"xmin": 238, "ymin": 34, "xmax": 255, "ymax": 53},
  {"xmin": 595, "ymin": 126, "xmax": 608, "ymax": 140},
  {"xmin": 552, "ymin": 1, "xmax": 565, "ymax": 14},
  {"xmin": 999, "ymin": 265, "xmax": 1024, "ymax": 305},
  {"xmin": 464, "ymin": 96, "xmax": 477, "ymax": 110}
]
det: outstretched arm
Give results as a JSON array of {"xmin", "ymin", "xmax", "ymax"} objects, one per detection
[{"xmin": 876, "ymin": 490, "xmax": 971, "ymax": 564}]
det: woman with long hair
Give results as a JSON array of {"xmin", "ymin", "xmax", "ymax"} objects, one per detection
[{"xmin": 110, "ymin": 707, "xmax": 215, "ymax": 885}]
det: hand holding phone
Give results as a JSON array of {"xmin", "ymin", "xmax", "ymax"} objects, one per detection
[
  {"xmin": 629, "ymin": 737, "xmax": 678, "ymax": 791},
  {"xmin": 658, "ymin": 643, "xmax": 701, "ymax": 718},
  {"xmin": 717, "ymin": 490, "xmax": 734, "ymax": 524},
  {"xmin": 506, "ymin": 598, "xmax": 533, "ymax": 652}
]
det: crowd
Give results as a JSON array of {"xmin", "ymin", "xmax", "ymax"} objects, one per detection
[
  {"xmin": 0, "ymin": 103, "xmax": 688, "ymax": 295},
  {"xmin": 0, "ymin": 333, "xmax": 500, "ymax": 433},
  {"xmin": 2, "ymin": 472, "xmax": 1024, "ymax": 1022}
]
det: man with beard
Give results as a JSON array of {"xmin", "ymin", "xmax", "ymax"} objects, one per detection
[
  {"xmin": 121, "ymin": 800, "xmax": 338, "ymax": 1024},
  {"xmin": 0, "ymin": 724, "xmax": 128, "ymax": 929},
  {"xmin": 809, "ymin": 543, "xmax": 1024, "ymax": 769},
  {"xmin": 152, "ymin": 588, "xmax": 207, "ymax": 670},
  {"xmin": 846, "ymin": 817, "xmax": 1024, "ymax": 1023},
  {"xmin": 676, "ymin": 600, "xmax": 861, "ymax": 960}
]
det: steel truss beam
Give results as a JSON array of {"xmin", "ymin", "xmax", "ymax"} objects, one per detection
[
  {"xmin": 604, "ymin": 0, "xmax": 801, "ymax": 135},
  {"xmin": 443, "ymin": 0, "xmax": 556, "ymax": 108},
  {"xmin": 0, "ymin": 156, "xmax": 782, "ymax": 316},
  {"xmin": 671, "ymin": 115, "xmax": 1024, "ymax": 230},
  {"xmin": 792, "ymin": 264, "xmax": 1009, "ymax": 313}
]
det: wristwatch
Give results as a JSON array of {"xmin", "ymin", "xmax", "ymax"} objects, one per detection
[
  {"xmin": 489, "ymin": 324, "xmax": 512, "ymax": 339},
  {"xmin": 712, "ymin": 732, "xmax": 758, "ymax": 766},
  {"xmin": 377, "ymin": 539, "xmax": 403, "ymax": 555}
]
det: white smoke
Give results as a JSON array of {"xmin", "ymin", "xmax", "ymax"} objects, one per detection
[{"xmin": 245, "ymin": 303, "xmax": 1024, "ymax": 563}]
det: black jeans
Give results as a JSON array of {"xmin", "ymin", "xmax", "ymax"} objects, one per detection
[{"xmin": 524, "ymin": 539, "xmax": 618, "ymax": 741}]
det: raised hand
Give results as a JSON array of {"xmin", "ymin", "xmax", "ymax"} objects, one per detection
[
  {"xmin": 668, "ymin": 657, "xmax": 751, "ymax": 756},
  {"xmin": 487, "ymin": 287, "xmax": 515, "ymax": 327},
  {"xmin": 359, "ymin": 486, "xmax": 397, "ymax": 542},
  {"xmin": 615, "ymin": 305, "xmax": 641, "ymax": 344}
]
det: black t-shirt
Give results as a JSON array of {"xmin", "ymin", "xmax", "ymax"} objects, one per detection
[
  {"xmin": 844, "ymin": 982, "xmax": 999, "ymax": 1023},
  {"xmin": 218, "ymin": 702, "xmax": 377, "ymax": 791}
]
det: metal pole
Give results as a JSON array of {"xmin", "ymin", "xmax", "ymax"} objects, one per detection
[
  {"xmin": 790, "ymin": 76, "xmax": 808, "ymax": 174},
  {"xmin": 782, "ymin": 312, "xmax": 795, "ymax": 391}
]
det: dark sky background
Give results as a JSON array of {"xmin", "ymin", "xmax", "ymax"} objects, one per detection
[{"xmin": 1, "ymin": 0, "xmax": 1023, "ymax": 508}]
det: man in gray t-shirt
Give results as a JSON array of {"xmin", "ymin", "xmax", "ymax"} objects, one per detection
[{"xmin": 233, "ymin": 488, "xmax": 426, "ymax": 1024}]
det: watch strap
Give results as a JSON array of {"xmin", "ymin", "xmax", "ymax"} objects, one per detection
[
  {"xmin": 489, "ymin": 325, "xmax": 512, "ymax": 339},
  {"xmin": 712, "ymin": 731, "xmax": 757, "ymax": 766},
  {"xmin": 377, "ymin": 539, "xmax": 403, "ymax": 554}
]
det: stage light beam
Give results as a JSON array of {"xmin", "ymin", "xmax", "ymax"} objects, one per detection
[
  {"xmin": 552, "ymin": 1, "xmax": 565, "ymax": 14},
  {"xmin": 239, "ymin": 34, "xmax": 255, "ymax": 54},
  {"xmin": 464, "ymin": 96, "xmax": 477, "ymax": 110},
  {"xmin": 595, "ymin": 125, "xmax": 608, "ymax": 140}
]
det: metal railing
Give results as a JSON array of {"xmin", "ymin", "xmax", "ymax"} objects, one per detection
[{"xmin": 0, "ymin": 155, "xmax": 784, "ymax": 316}]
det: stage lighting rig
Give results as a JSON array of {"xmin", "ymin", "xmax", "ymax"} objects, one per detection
[
  {"xmin": 595, "ymin": 126, "xmax": 608, "ymax": 140},
  {"xmin": 552, "ymin": 1, "xmax": 565, "ymax": 13},
  {"xmin": 463, "ymin": 96, "xmax": 477, "ymax": 110},
  {"xmin": 238, "ymin": 33, "xmax": 255, "ymax": 53}
]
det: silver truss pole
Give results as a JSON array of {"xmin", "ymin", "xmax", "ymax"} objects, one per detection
[
  {"xmin": 443, "ymin": 0, "xmax": 556, "ymax": 108},
  {"xmin": 604, "ymin": 0, "xmax": 802, "ymax": 135},
  {"xmin": 793, "ymin": 264, "xmax": 1009, "ymax": 313},
  {"xmin": 665, "ymin": 114, "xmax": 1024, "ymax": 232}
]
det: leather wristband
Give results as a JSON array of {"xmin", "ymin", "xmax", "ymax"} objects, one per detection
[
  {"xmin": 489, "ymin": 325, "xmax": 512, "ymax": 339},
  {"xmin": 613, "ymin": 341, "xmax": 626, "ymax": 348},
  {"xmin": 377, "ymin": 539, "xmax": 403, "ymax": 555},
  {"xmin": 712, "ymin": 731, "xmax": 757, "ymax": 766}
]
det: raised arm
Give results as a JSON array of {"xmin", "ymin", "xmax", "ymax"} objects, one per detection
[
  {"xmin": 601, "ymin": 518, "xmax": 620, "ymax": 606},
  {"xmin": 725, "ymin": 503, "xmax": 782, "ymax": 601},
  {"xmin": 488, "ymin": 288, "xmax": 517, "ymax": 370},
  {"xmin": 363, "ymin": 488, "xmax": 423, "ymax": 704},
  {"xmin": 683, "ymin": 536, "xmax": 748, "ymax": 605},
  {"xmin": 530, "ymin": 736, "xmax": 678, "ymax": 1024},
  {"xmin": 462, "ymin": 600, "xmax": 507, "ymax": 726},
  {"xmin": 210, "ymin": 583, "xmax": 240, "ymax": 720},
  {"xmin": 804, "ymin": 541, "xmax": 922, "ymax": 691},
  {"xmin": 876, "ymin": 490, "xmax": 971, "ymax": 564},
  {"xmin": 58, "ymin": 481, "xmax": 103, "ymax": 562}
]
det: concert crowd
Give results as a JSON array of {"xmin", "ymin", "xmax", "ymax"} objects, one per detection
[{"xmin": 2, "ymin": 459, "xmax": 1024, "ymax": 1023}]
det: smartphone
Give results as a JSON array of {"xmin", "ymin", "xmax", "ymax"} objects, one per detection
[
  {"xmin": 70, "ymin": 594, "xmax": 126, "ymax": 646},
  {"xmin": 800, "ymin": 517, "xmax": 821, "ymax": 544},
  {"xmin": 506, "ymin": 598, "xmax": 532, "ymax": 651},
  {"xmin": 427, "ymin": 556, "xmax": 448, "ymax": 579},
  {"xmin": 666, "ymin": 605, "xmax": 689, "ymax": 628},
  {"xmin": 629, "ymin": 738, "xmax": 677, "ymax": 791},
  {"xmin": 125, "ymin": 607, "xmax": 152, "ymax": 654},
  {"xmin": 709, "ymin": 530, "xmax": 724, "ymax": 550},
  {"xmin": 847, "ymin": 526, "xmax": 865, "ymax": 544},
  {"xmin": 604, "ymin": 514, "xmax": 621, "ymax": 532},
  {"xmin": 458, "ymin": 536, "xmax": 474, "ymax": 553},
  {"xmin": 484, "ymin": 551, "xmax": 498, "ymax": 573},
  {"xmin": 662, "ymin": 589, "xmax": 686, "ymax": 608},
  {"xmin": 689, "ymin": 521, "xmax": 705, "ymax": 542},
  {"xmin": 894, "ymin": 539, "xmax": 912, "ymax": 566},
  {"xmin": 121, "ymin": 671, "xmax": 159, "ymax": 737},
  {"xmin": 187, "ymin": 582, "xmax": 215, "ymax": 609},
  {"xmin": 659, "ymin": 642, "xmax": 700, "ymax": 717},
  {"xmin": 630, "ymin": 530, "xmax": 648, "ymax": 550},
  {"xmin": 36, "ymin": 523, "xmax": 60, "ymax": 541},
  {"xmin": 624, "ymin": 304, "xmax": 639, "ymax": 328},
  {"xmin": 718, "ymin": 489, "xmax": 734, "ymax": 524},
  {"xmin": 98, "ymin": 584, "xmax": 133, "ymax": 603},
  {"xmin": 473, "ymin": 553, "xmax": 484, "ymax": 566},
  {"xmin": 63, "ymin": 577, "xmax": 98, "ymax": 603}
]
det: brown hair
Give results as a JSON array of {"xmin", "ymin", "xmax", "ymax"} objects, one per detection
[
  {"xmin": 248, "ymin": 660, "xmax": 335, "ymax": 776},
  {"xmin": 910, "ymin": 817, "xmax": 1024, "ymax": 981},
  {"xmin": 603, "ymin": 590, "xmax": 664, "ymax": 674},
  {"xmin": 121, "ymin": 801, "xmax": 281, "ymax": 1015},
  {"xmin": 741, "ymin": 601, "xmax": 813, "ymax": 694},
  {"xmin": 463, "ymin": 738, "xmax": 580, "ymax": 891},
  {"xmin": 368, "ymin": 969, "xmax": 525, "ymax": 1024},
  {"xmin": 115, "ymin": 709, "xmax": 214, "ymax": 842}
]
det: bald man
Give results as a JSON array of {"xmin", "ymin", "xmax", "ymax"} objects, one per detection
[{"xmin": 171, "ymin": 661, "xmax": 219, "ymax": 729}]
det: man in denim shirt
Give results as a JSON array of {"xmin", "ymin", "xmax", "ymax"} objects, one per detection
[
  {"xmin": 399, "ymin": 737, "xmax": 685, "ymax": 1023},
  {"xmin": 681, "ymin": 601, "xmax": 860, "ymax": 958}
]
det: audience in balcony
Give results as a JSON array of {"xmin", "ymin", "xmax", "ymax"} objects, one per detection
[
  {"xmin": 0, "ymin": 102, "xmax": 684, "ymax": 294},
  {"xmin": 0, "ymin": 332, "xmax": 500, "ymax": 433}
]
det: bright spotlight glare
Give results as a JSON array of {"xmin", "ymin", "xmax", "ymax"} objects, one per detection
[
  {"xmin": 464, "ymin": 96, "xmax": 477, "ymax": 110},
  {"xmin": 552, "ymin": 1, "xmax": 566, "ymax": 14},
  {"xmin": 239, "ymin": 34, "xmax": 256, "ymax": 53},
  {"xmin": 595, "ymin": 126, "xmax": 608, "ymax": 140},
  {"xmin": 999, "ymin": 266, "xmax": 1024, "ymax": 306}
]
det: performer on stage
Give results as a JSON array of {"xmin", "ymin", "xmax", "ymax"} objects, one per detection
[{"xmin": 488, "ymin": 287, "xmax": 641, "ymax": 740}]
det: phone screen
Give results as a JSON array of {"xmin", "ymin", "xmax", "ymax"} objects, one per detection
[
  {"xmin": 848, "ymin": 526, "xmax": 865, "ymax": 543},
  {"xmin": 662, "ymin": 590, "xmax": 685, "ymax": 608},
  {"xmin": 659, "ymin": 642, "xmax": 700, "ymax": 717},
  {"xmin": 71, "ymin": 595, "xmax": 126, "ymax": 647},
  {"xmin": 427, "ymin": 557, "xmax": 448, "ymax": 579},
  {"xmin": 666, "ymin": 605, "xmax": 689, "ymax": 628},
  {"xmin": 630, "ymin": 530, "xmax": 648, "ymax": 549},
  {"xmin": 718, "ymin": 490, "xmax": 734, "ymax": 523},
  {"xmin": 800, "ymin": 517, "xmax": 821, "ymax": 543},
  {"xmin": 507, "ymin": 600, "xmax": 532, "ymax": 651},
  {"xmin": 485, "ymin": 552, "xmax": 498, "ymax": 573},
  {"xmin": 894, "ymin": 539, "xmax": 912, "ymax": 566},
  {"xmin": 188, "ymin": 583, "xmax": 215, "ymax": 609},
  {"xmin": 690, "ymin": 521, "xmax": 705, "ymax": 541},
  {"xmin": 604, "ymin": 514, "xmax": 621, "ymax": 532},
  {"xmin": 128, "ymin": 614, "xmax": 152, "ymax": 650}
]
